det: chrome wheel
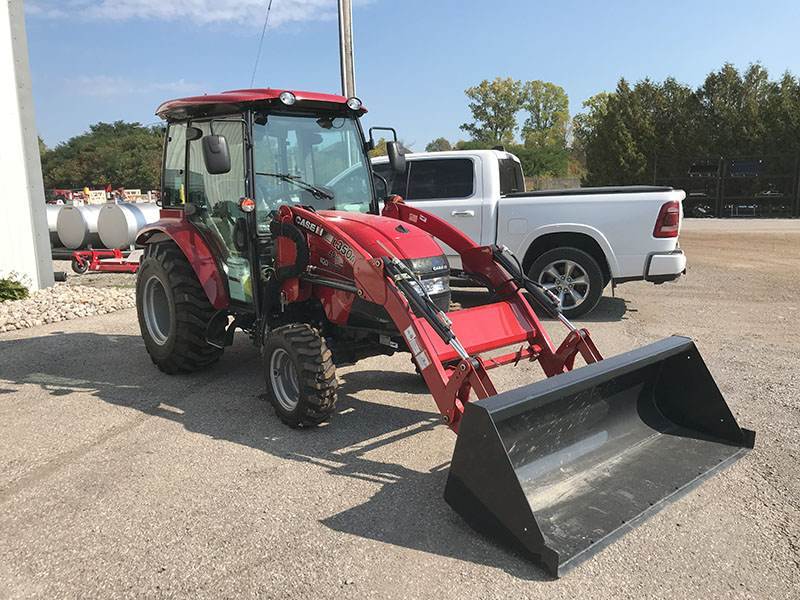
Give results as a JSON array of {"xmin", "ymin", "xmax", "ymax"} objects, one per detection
[
  {"xmin": 142, "ymin": 275, "xmax": 171, "ymax": 345},
  {"xmin": 537, "ymin": 259, "xmax": 590, "ymax": 311},
  {"xmin": 269, "ymin": 348, "xmax": 300, "ymax": 412}
]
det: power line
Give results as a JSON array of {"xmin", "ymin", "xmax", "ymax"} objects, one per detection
[{"xmin": 250, "ymin": 0, "xmax": 275, "ymax": 88}]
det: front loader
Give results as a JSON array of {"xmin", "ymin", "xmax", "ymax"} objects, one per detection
[{"xmin": 134, "ymin": 88, "xmax": 754, "ymax": 576}]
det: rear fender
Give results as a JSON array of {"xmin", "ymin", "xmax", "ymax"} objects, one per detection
[
  {"xmin": 136, "ymin": 215, "xmax": 230, "ymax": 310},
  {"xmin": 521, "ymin": 224, "xmax": 619, "ymax": 279}
]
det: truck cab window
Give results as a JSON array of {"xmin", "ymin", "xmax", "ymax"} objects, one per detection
[
  {"xmin": 498, "ymin": 158, "xmax": 525, "ymax": 194},
  {"xmin": 406, "ymin": 159, "xmax": 474, "ymax": 200}
]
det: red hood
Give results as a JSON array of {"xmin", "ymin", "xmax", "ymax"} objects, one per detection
[{"xmin": 318, "ymin": 211, "xmax": 445, "ymax": 260}]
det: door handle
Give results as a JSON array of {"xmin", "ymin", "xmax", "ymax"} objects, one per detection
[{"xmin": 451, "ymin": 210, "xmax": 475, "ymax": 217}]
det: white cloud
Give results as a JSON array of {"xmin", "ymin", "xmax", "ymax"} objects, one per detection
[
  {"xmin": 62, "ymin": 76, "xmax": 207, "ymax": 99},
  {"xmin": 25, "ymin": 0, "xmax": 373, "ymax": 26}
]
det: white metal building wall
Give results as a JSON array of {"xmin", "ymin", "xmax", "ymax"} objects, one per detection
[{"xmin": 0, "ymin": 0, "xmax": 53, "ymax": 291}]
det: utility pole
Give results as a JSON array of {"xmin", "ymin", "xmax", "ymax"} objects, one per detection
[{"xmin": 338, "ymin": 0, "xmax": 355, "ymax": 98}]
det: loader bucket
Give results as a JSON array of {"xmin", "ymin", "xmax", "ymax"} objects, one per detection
[{"xmin": 444, "ymin": 336, "xmax": 754, "ymax": 577}]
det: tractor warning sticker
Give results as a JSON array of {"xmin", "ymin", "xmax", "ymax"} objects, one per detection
[
  {"xmin": 415, "ymin": 349, "xmax": 431, "ymax": 371},
  {"xmin": 404, "ymin": 325, "xmax": 429, "ymax": 370}
]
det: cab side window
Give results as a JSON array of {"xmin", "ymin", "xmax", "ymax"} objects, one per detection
[
  {"xmin": 186, "ymin": 119, "xmax": 247, "ymax": 258},
  {"xmin": 162, "ymin": 122, "xmax": 186, "ymax": 207}
]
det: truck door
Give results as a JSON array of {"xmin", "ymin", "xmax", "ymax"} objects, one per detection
[
  {"xmin": 186, "ymin": 119, "xmax": 254, "ymax": 307},
  {"xmin": 403, "ymin": 157, "xmax": 482, "ymax": 267}
]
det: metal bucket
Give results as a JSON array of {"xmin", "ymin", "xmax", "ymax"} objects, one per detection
[
  {"xmin": 97, "ymin": 203, "xmax": 160, "ymax": 250},
  {"xmin": 444, "ymin": 336, "xmax": 754, "ymax": 577}
]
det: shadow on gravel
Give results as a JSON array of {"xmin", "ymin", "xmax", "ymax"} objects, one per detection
[
  {"xmin": 0, "ymin": 331, "xmax": 547, "ymax": 581},
  {"xmin": 450, "ymin": 287, "xmax": 633, "ymax": 322}
]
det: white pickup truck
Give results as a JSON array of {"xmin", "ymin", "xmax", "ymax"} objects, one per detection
[{"xmin": 372, "ymin": 149, "xmax": 686, "ymax": 317}]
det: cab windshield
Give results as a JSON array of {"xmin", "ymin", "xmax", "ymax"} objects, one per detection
[{"xmin": 253, "ymin": 114, "xmax": 372, "ymax": 229}]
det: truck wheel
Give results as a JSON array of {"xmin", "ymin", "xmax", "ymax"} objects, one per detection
[
  {"xmin": 263, "ymin": 324, "xmax": 338, "ymax": 428},
  {"xmin": 136, "ymin": 242, "xmax": 224, "ymax": 374},
  {"xmin": 529, "ymin": 247, "xmax": 604, "ymax": 319}
]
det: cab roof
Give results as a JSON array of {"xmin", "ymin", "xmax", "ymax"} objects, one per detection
[{"xmin": 156, "ymin": 88, "xmax": 367, "ymax": 121}]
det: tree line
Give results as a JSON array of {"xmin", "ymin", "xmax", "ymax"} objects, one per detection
[
  {"xmin": 432, "ymin": 64, "xmax": 800, "ymax": 184},
  {"xmin": 39, "ymin": 121, "xmax": 163, "ymax": 191},
  {"xmin": 39, "ymin": 63, "xmax": 800, "ymax": 190}
]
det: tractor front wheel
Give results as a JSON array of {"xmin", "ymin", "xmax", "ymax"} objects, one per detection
[
  {"xmin": 263, "ymin": 324, "xmax": 338, "ymax": 428},
  {"xmin": 136, "ymin": 242, "xmax": 224, "ymax": 374}
]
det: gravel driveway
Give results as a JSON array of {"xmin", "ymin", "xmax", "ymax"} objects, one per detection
[{"xmin": 0, "ymin": 219, "xmax": 797, "ymax": 598}]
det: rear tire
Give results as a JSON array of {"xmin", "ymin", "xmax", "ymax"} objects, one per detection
[
  {"xmin": 136, "ymin": 242, "xmax": 224, "ymax": 374},
  {"xmin": 529, "ymin": 247, "xmax": 604, "ymax": 319},
  {"xmin": 263, "ymin": 324, "xmax": 338, "ymax": 428}
]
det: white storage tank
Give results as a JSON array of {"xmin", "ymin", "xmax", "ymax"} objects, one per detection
[
  {"xmin": 98, "ymin": 203, "xmax": 160, "ymax": 250},
  {"xmin": 46, "ymin": 204, "xmax": 62, "ymax": 247},
  {"xmin": 56, "ymin": 204, "xmax": 103, "ymax": 249}
]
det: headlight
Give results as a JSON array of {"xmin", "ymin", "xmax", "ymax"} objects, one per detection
[
  {"xmin": 346, "ymin": 97, "xmax": 362, "ymax": 110},
  {"xmin": 410, "ymin": 276, "xmax": 448, "ymax": 296},
  {"xmin": 279, "ymin": 91, "xmax": 296, "ymax": 105}
]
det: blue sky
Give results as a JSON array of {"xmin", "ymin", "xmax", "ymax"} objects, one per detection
[{"xmin": 25, "ymin": 0, "xmax": 800, "ymax": 151}]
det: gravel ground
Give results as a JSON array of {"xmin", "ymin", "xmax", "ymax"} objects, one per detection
[
  {"xmin": 0, "ymin": 219, "xmax": 798, "ymax": 598},
  {"xmin": 0, "ymin": 261, "xmax": 135, "ymax": 332}
]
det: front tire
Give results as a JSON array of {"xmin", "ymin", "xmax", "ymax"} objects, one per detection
[
  {"xmin": 529, "ymin": 247, "xmax": 604, "ymax": 319},
  {"xmin": 136, "ymin": 242, "xmax": 224, "ymax": 374},
  {"xmin": 263, "ymin": 324, "xmax": 338, "ymax": 428}
]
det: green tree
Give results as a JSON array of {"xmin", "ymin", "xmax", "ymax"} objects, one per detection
[
  {"xmin": 40, "ymin": 121, "xmax": 164, "ymax": 190},
  {"xmin": 521, "ymin": 80, "xmax": 569, "ymax": 147},
  {"xmin": 425, "ymin": 137, "xmax": 452, "ymax": 152},
  {"xmin": 696, "ymin": 62, "xmax": 772, "ymax": 155},
  {"xmin": 460, "ymin": 77, "xmax": 523, "ymax": 145}
]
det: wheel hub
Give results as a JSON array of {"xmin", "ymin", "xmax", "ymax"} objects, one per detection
[
  {"xmin": 538, "ymin": 259, "xmax": 590, "ymax": 309},
  {"xmin": 270, "ymin": 348, "xmax": 300, "ymax": 412},
  {"xmin": 142, "ymin": 275, "xmax": 171, "ymax": 345}
]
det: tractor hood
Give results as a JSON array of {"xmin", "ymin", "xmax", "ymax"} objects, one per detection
[{"xmin": 318, "ymin": 211, "xmax": 446, "ymax": 262}]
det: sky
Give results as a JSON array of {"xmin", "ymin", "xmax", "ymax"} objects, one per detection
[{"xmin": 24, "ymin": 0, "xmax": 800, "ymax": 152}]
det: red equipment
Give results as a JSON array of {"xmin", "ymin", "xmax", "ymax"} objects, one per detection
[
  {"xmin": 133, "ymin": 88, "xmax": 754, "ymax": 577},
  {"xmin": 71, "ymin": 249, "xmax": 140, "ymax": 274}
]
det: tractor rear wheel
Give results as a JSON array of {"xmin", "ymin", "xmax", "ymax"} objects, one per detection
[
  {"xmin": 136, "ymin": 242, "xmax": 224, "ymax": 374},
  {"xmin": 263, "ymin": 324, "xmax": 338, "ymax": 428}
]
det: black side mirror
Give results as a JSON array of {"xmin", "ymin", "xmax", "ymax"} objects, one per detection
[
  {"xmin": 202, "ymin": 135, "xmax": 231, "ymax": 174},
  {"xmin": 233, "ymin": 217, "xmax": 248, "ymax": 252},
  {"xmin": 387, "ymin": 141, "xmax": 405, "ymax": 174}
]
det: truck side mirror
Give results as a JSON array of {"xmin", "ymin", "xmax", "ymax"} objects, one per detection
[
  {"xmin": 387, "ymin": 141, "xmax": 406, "ymax": 174},
  {"xmin": 202, "ymin": 135, "xmax": 231, "ymax": 174}
]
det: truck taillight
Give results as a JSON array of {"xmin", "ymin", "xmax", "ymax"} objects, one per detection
[{"xmin": 653, "ymin": 201, "xmax": 681, "ymax": 238}]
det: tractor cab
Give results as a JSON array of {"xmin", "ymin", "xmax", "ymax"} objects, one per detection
[{"xmin": 153, "ymin": 89, "xmax": 406, "ymax": 309}]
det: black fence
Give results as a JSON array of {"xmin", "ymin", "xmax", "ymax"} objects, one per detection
[{"xmin": 653, "ymin": 155, "xmax": 800, "ymax": 217}]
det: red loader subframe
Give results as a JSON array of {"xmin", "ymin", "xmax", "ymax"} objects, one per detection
[{"xmin": 274, "ymin": 200, "xmax": 755, "ymax": 577}]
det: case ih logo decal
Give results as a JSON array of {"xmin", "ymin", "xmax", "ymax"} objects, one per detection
[
  {"xmin": 295, "ymin": 216, "xmax": 325, "ymax": 237},
  {"xmin": 295, "ymin": 215, "xmax": 356, "ymax": 265}
]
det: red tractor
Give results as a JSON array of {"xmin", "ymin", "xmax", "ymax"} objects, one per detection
[{"xmin": 135, "ymin": 88, "xmax": 754, "ymax": 576}]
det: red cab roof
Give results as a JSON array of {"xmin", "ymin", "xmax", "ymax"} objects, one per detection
[{"xmin": 156, "ymin": 88, "xmax": 367, "ymax": 120}]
